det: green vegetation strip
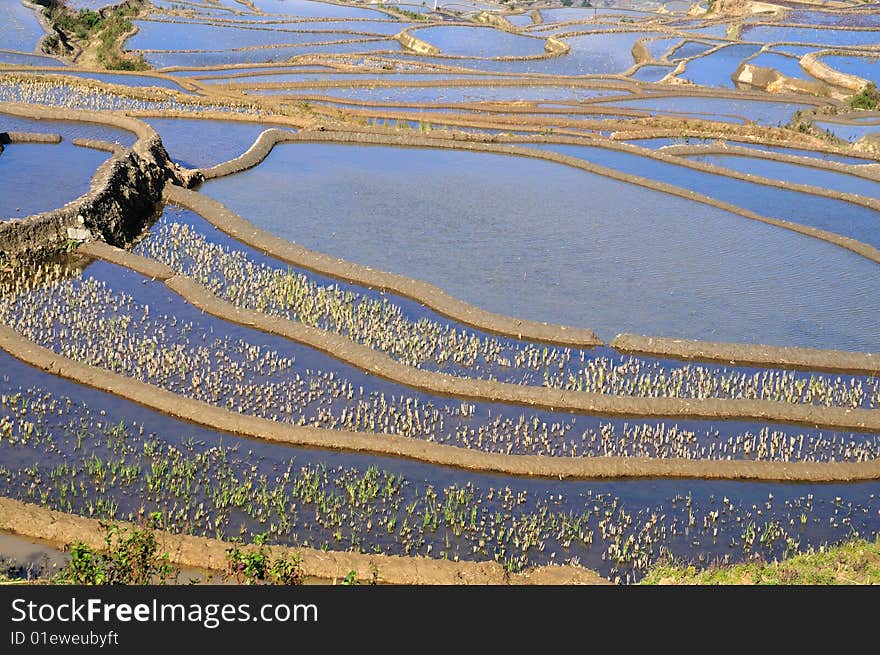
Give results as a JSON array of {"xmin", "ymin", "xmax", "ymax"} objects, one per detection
[
  {"xmin": 80, "ymin": 239, "xmax": 880, "ymax": 434},
  {"xmin": 0, "ymin": 497, "xmax": 606, "ymax": 585},
  {"xmin": 641, "ymin": 538, "xmax": 880, "ymax": 585}
]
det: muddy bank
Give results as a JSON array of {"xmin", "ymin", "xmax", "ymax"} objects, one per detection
[
  {"xmin": 0, "ymin": 498, "xmax": 608, "ymax": 585},
  {"xmin": 0, "ymin": 103, "xmax": 199, "ymax": 262},
  {"xmin": 164, "ymin": 183, "xmax": 603, "ymax": 349},
  {"xmin": 801, "ymin": 50, "xmax": 871, "ymax": 92},
  {"xmin": 0, "ymin": 131, "xmax": 61, "ymax": 144},
  {"xmin": 396, "ymin": 29, "xmax": 440, "ymax": 56}
]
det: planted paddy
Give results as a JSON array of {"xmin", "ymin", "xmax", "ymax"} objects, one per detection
[
  {"xmin": 136, "ymin": 40, "xmax": 399, "ymax": 68},
  {"xmin": 9, "ymin": 255, "xmax": 880, "ymax": 463},
  {"xmin": 7, "ymin": 0, "xmax": 880, "ymax": 586},
  {"xmin": 408, "ymin": 26, "xmax": 549, "ymax": 58},
  {"xmin": 0, "ymin": 78, "xmax": 258, "ymax": 114}
]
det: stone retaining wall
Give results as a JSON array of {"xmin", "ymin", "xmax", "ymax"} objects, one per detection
[{"xmin": 0, "ymin": 103, "xmax": 200, "ymax": 262}]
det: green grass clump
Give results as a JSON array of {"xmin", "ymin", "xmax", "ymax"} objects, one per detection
[
  {"xmin": 641, "ymin": 538, "xmax": 880, "ymax": 585},
  {"xmin": 225, "ymin": 534, "xmax": 305, "ymax": 585},
  {"xmin": 850, "ymin": 83, "xmax": 880, "ymax": 111},
  {"xmin": 54, "ymin": 513, "xmax": 175, "ymax": 585}
]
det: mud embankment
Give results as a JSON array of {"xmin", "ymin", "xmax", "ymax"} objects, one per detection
[
  {"xmin": 733, "ymin": 62, "xmax": 842, "ymax": 100},
  {"xmin": 0, "ymin": 498, "xmax": 608, "ymax": 585},
  {"xmin": 0, "ymin": 103, "xmax": 200, "ymax": 262},
  {"xmin": 3, "ymin": 320, "xmax": 880, "ymax": 481},
  {"xmin": 188, "ymin": 128, "xmax": 880, "ymax": 379},
  {"xmin": 613, "ymin": 334, "xmax": 880, "ymax": 376},
  {"xmin": 195, "ymin": 127, "xmax": 880, "ymax": 271},
  {"xmin": 396, "ymin": 29, "xmax": 441, "ymax": 56},
  {"xmin": 801, "ymin": 51, "xmax": 873, "ymax": 92}
]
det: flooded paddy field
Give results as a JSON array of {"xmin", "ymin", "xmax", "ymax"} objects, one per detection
[
  {"xmin": 535, "ymin": 142, "xmax": 880, "ymax": 257},
  {"xmin": 0, "ymin": 141, "xmax": 109, "ymax": 220},
  {"xmin": 4, "ymin": 0, "xmax": 880, "ymax": 585},
  {"xmin": 1, "ymin": 69, "xmax": 195, "ymax": 92},
  {"xmin": 201, "ymin": 142, "xmax": 880, "ymax": 351},
  {"xmin": 0, "ymin": 1, "xmax": 46, "ymax": 54},
  {"xmin": 681, "ymin": 152, "xmax": 880, "ymax": 199},
  {"xmin": 0, "ymin": 110, "xmax": 137, "ymax": 146},
  {"xmin": 818, "ymin": 53, "xmax": 880, "ymax": 86},
  {"xmin": 1, "ymin": 342, "xmax": 879, "ymax": 583}
]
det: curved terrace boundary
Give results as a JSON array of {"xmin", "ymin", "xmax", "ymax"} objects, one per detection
[
  {"xmin": 656, "ymin": 141, "xmax": 880, "ymax": 183},
  {"xmin": 165, "ymin": 182, "xmax": 601, "ymax": 348},
  {"xmin": 0, "ymin": 498, "xmax": 607, "ymax": 585},
  {"xmin": 2, "ymin": 321, "xmax": 880, "ymax": 482},
  {"xmin": 196, "ymin": 129, "xmax": 880, "ymax": 261}
]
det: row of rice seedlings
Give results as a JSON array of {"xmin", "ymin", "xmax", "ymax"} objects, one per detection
[
  {"xmin": 0, "ymin": 78, "xmax": 260, "ymax": 114},
  {"xmin": 0, "ymin": 264, "xmax": 878, "ymax": 462},
  {"xmin": 136, "ymin": 219, "xmax": 880, "ymax": 410}
]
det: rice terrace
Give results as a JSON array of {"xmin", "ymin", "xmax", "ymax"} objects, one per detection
[{"xmin": 1, "ymin": 0, "xmax": 880, "ymax": 587}]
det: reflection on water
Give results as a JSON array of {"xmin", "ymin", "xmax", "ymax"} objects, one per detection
[{"xmin": 204, "ymin": 143, "xmax": 880, "ymax": 350}]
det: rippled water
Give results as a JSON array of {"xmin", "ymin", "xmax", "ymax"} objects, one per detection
[
  {"xmin": 412, "ymin": 25, "xmax": 548, "ymax": 57},
  {"xmin": 820, "ymin": 54, "xmax": 880, "ymax": 85},
  {"xmin": 683, "ymin": 153, "xmax": 880, "ymax": 200},
  {"xmin": 0, "ymin": 1, "xmax": 44, "ymax": 53},
  {"xmin": 680, "ymin": 43, "xmax": 763, "ymax": 88}
]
